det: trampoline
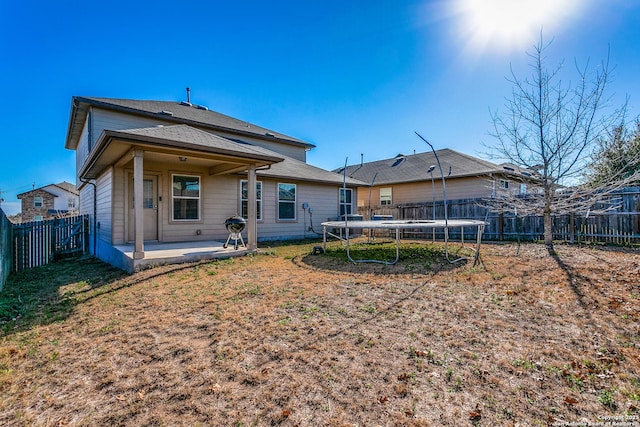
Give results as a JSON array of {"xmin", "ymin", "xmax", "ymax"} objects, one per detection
[{"xmin": 321, "ymin": 219, "xmax": 488, "ymax": 265}]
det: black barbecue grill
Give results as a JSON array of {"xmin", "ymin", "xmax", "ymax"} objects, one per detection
[{"xmin": 223, "ymin": 215, "xmax": 247, "ymax": 250}]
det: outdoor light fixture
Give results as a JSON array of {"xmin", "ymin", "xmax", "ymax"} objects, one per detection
[{"xmin": 179, "ymin": 157, "xmax": 187, "ymax": 162}]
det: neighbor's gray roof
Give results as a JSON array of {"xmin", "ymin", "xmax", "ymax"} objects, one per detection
[
  {"xmin": 66, "ymin": 96, "xmax": 314, "ymax": 150},
  {"xmin": 50, "ymin": 181, "xmax": 78, "ymax": 195},
  {"xmin": 338, "ymin": 149, "xmax": 530, "ymax": 185}
]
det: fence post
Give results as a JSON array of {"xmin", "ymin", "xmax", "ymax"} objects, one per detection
[{"xmin": 569, "ymin": 213, "xmax": 575, "ymax": 244}]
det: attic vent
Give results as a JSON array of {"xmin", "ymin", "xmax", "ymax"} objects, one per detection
[
  {"xmin": 159, "ymin": 110, "xmax": 174, "ymax": 116},
  {"xmin": 180, "ymin": 101, "xmax": 192, "ymax": 106},
  {"xmin": 265, "ymin": 132, "xmax": 276, "ymax": 137},
  {"xmin": 503, "ymin": 166, "xmax": 515, "ymax": 171},
  {"xmin": 391, "ymin": 156, "xmax": 405, "ymax": 167},
  {"xmin": 195, "ymin": 105, "xmax": 209, "ymax": 110}
]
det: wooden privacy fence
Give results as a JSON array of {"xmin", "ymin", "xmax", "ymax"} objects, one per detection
[
  {"xmin": 0, "ymin": 209, "xmax": 12, "ymax": 290},
  {"xmin": 357, "ymin": 188, "xmax": 640, "ymax": 245},
  {"xmin": 12, "ymin": 215, "xmax": 89, "ymax": 272}
]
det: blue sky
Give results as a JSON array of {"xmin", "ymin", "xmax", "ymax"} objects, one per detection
[{"xmin": 1, "ymin": 0, "xmax": 638, "ymax": 215}]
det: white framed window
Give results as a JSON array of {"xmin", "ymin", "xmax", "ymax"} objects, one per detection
[
  {"xmin": 34, "ymin": 196, "xmax": 43, "ymax": 208},
  {"xmin": 241, "ymin": 180, "xmax": 262, "ymax": 220},
  {"xmin": 500, "ymin": 179, "xmax": 509, "ymax": 189},
  {"xmin": 172, "ymin": 174, "xmax": 200, "ymax": 221},
  {"xmin": 278, "ymin": 183, "xmax": 296, "ymax": 220},
  {"xmin": 34, "ymin": 215, "xmax": 43, "ymax": 221},
  {"xmin": 339, "ymin": 188, "xmax": 354, "ymax": 217},
  {"xmin": 519, "ymin": 183, "xmax": 527, "ymax": 195},
  {"xmin": 68, "ymin": 198, "xmax": 77, "ymax": 209},
  {"xmin": 380, "ymin": 187, "xmax": 392, "ymax": 206}
]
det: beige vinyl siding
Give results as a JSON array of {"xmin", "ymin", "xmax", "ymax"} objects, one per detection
[
  {"xmin": 213, "ymin": 130, "xmax": 307, "ymax": 162},
  {"xmin": 90, "ymin": 109, "xmax": 163, "ymax": 147},
  {"xmin": 112, "ymin": 167, "xmax": 126, "ymax": 244},
  {"xmin": 107, "ymin": 158, "xmax": 342, "ymax": 243},
  {"xmin": 96, "ymin": 168, "xmax": 113, "ymax": 244},
  {"xmin": 255, "ymin": 180, "xmax": 338, "ymax": 240},
  {"xmin": 130, "ymin": 163, "xmax": 239, "ymax": 243},
  {"xmin": 90, "ymin": 109, "xmax": 307, "ymax": 161},
  {"xmin": 78, "ymin": 185, "xmax": 93, "ymax": 215},
  {"xmin": 357, "ymin": 176, "xmax": 495, "ymax": 207},
  {"xmin": 76, "ymin": 119, "xmax": 90, "ymax": 183}
]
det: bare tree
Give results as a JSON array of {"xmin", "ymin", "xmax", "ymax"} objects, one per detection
[{"xmin": 487, "ymin": 37, "xmax": 627, "ymax": 246}]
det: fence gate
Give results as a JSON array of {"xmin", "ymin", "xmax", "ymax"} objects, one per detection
[{"xmin": 12, "ymin": 215, "xmax": 89, "ymax": 272}]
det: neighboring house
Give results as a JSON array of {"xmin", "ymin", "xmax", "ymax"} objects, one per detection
[
  {"xmin": 338, "ymin": 149, "xmax": 535, "ymax": 212},
  {"xmin": 64, "ymin": 96, "xmax": 365, "ymax": 271},
  {"xmin": 17, "ymin": 181, "xmax": 79, "ymax": 222}
]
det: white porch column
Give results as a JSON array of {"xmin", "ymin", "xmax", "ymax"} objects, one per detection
[
  {"xmin": 133, "ymin": 149, "xmax": 145, "ymax": 259},
  {"xmin": 247, "ymin": 163, "xmax": 257, "ymax": 250}
]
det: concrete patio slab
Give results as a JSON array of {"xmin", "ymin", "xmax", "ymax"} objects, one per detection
[{"xmin": 113, "ymin": 240, "xmax": 255, "ymax": 272}]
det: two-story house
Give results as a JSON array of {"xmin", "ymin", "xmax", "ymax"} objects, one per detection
[
  {"xmin": 17, "ymin": 182, "xmax": 79, "ymax": 222},
  {"xmin": 339, "ymin": 149, "xmax": 536, "ymax": 214},
  {"xmin": 64, "ymin": 96, "xmax": 365, "ymax": 272}
]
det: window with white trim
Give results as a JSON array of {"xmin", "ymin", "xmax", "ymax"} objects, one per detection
[
  {"xmin": 339, "ymin": 188, "xmax": 353, "ymax": 217},
  {"xmin": 34, "ymin": 215, "xmax": 43, "ymax": 221},
  {"xmin": 380, "ymin": 187, "xmax": 392, "ymax": 206},
  {"xmin": 34, "ymin": 196, "xmax": 43, "ymax": 208},
  {"xmin": 172, "ymin": 174, "xmax": 200, "ymax": 221},
  {"xmin": 519, "ymin": 183, "xmax": 527, "ymax": 195},
  {"xmin": 278, "ymin": 183, "xmax": 296, "ymax": 220},
  {"xmin": 241, "ymin": 180, "xmax": 262, "ymax": 220},
  {"xmin": 500, "ymin": 179, "xmax": 509, "ymax": 189}
]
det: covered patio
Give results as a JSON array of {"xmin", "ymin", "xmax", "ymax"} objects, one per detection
[{"xmin": 78, "ymin": 124, "xmax": 284, "ymax": 273}]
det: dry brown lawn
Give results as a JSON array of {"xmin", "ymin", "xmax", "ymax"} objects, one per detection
[{"xmin": 1, "ymin": 240, "xmax": 639, "ymax": 426}]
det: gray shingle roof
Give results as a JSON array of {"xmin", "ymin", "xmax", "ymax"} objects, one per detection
[
  {"xmin": 338, "ymin": 149, "xmax": 519, "ymax": 185},
  {"xmin": 102, "ymin": 125, "xmax": 366, "ymax": 186},
  {"xmin": 257, "ymin": 155, "xmax": 367, "ymax": 186},
  {"xmin": 107, "ymin": 125, "xmax": 285, "ymax": 162},
  {"xmin": 67, "ymin": 96, "xmax": 314, "ymax": 150},
  {"xmin": 52, "ymin": 181, "xmax": 78, "ymax": 195}
]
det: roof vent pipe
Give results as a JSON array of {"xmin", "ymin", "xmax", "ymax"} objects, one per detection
[
  {"xmin": 360, "ymin": 153, "xmax": 363, "ymax": 167},
  {"xmin": 186, "ymin": 87, "xmax": 191, "ymax": 103}
]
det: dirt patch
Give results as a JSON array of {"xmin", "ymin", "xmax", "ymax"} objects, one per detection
[{"xmin": 1, "ymin": 241, "xmax": 639, "ymax": 426}]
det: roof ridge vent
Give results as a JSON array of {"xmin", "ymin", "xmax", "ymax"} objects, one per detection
[
  {"xmin": 265, "ymin": 132, "xmax": 276, "ymax": 137},
  {"xmin": 195, "ymin": 104, "xmax": 209, "ymax": 111},
  {"xmin": 180, "ymin": 101, "xmax": 192, "ymax": 107},
  {"xmin": 159, "ymin": 110, "xmax": 174, "ymax": 116}
]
